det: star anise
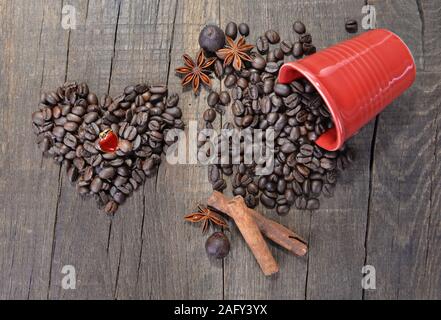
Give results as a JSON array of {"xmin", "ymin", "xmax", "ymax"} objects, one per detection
[
  {"xmin": 184, "ymin": 205, "xmax": 228, "ymax": 234},
  {"xmin": 216, "ymin": 36, "xmax": 254, "ymax": 71},
  {"xmin": 175, "ymin": 50, "xmax": 216, "ymax": 94}
]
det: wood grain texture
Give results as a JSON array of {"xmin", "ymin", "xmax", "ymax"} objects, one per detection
[
  {"xmin": 0, "ymin": 0, "xmax": 69, "ymax": 299},
  {"xmin": 134, "ymin": 0, "xmax": 223, "ymax": 299},
  {"xmin": 364, "ymin": 71, "xmax": 441, "ymax": 299},
  {"xmin": 363, "ymin": 0, "xmax": 441, "ymax": 300},
  {"xmin": 0, "ymin": 0, "xmax": 440, "ymax": 300},
  {"xmin": 47, "ymin": 0, "xmax": 121, "ymax": 299}
]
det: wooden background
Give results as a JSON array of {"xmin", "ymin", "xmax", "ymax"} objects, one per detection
[{"xmin": 0, "ymin": 0, "xmax": 440, "ymax": 300}]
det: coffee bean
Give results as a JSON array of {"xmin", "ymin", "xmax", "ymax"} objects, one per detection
[
  {"xmin": 306, "ymin": 199, "xmax": 320, "ymax": 210},
  {"xmin": 277, "ymin": 179, "xmax": 287, "ymax": 194},
  {"xmin": 224, "ymin": 74, "xmax": 237, "ymax": 88},
  {"xmin": 265, "ymin": 62, "xmax": 279, "ymax": 74},
  {"xmin": 233, "ymin": 186, "xmax": 246, "ymax": 197},
  {"xmin": 296, "ymin": 110, "xmax": 308, "ymax": 123},
  {"xmin": 257, "ymin": 96, "xmax": 270, "ymax": 114},
  {"xmin": 320, "ymin": 158, "xmax": 336, "ymax": 170},
  {"xmin": 242, "ymin": 115, "xmax": 254, "ymax": 128},
  {"xmin": 238, "ymin": 23, "xmax": 250, "ymax": 36},
  {"xmin": 252, "ymin": 55, "xmax": 266, "ymax": 70},
  {"xmin": 295, "ymin": 196, "xmax": 307, "ymax": 209},
  {"xmin": 274, "ymin": 48, "xmax": 284, "ymax": 60},
  {"xmin": 281, "ymin": 142, "xmax": 296, "ymax": 154},
  {"xmin": 84, "ymin": 112, "xmax": 99, "ymax": 124},
  {"xmin": 303, "ymin": 43, "xmax": 316, "ymax": 55},
  {"xmin": 63, "ymin": 132, "xmax": 77, "ymax": 149},
  {"xmin": 260, "ymin": 193, "xmax": 276, "ymax": 209},
  {"xmin": 119, "ymin": 140, "xmax": 133, "ymax": 153},
  {"xmin": 299, "ymin": 33, "xmax": 312, "ymax": 43},
  {"xmin": 263, "ymin": 79, "xmax": 274, "ymax": 94},
  {"xmin": 214, "ymin": 60, "xmax": 224, "ymax": 78},
  {"xmin": 150, "ymin": 85, "xmax": 167, "ymax": 95},
  {"xmin": 203, "ymin": 109, "xmax": 217, "ymax": 122},
  {"xmin": 285, "ymin": 189, "xmax": 296, "ymax": 205},
  {"xmin": 276, "ymin": 204, "xmax": 290, "ymax": 216},
  {"xmin": 274, "ymin": 84, "xmax": 291, "ymax": 97},
  {"xmin": 219, "ymin": 91, "xmax": 231, "ymax": 105},
  {"xmin": 280, "ymin": 40, "xmax": 293, "ymax": 54},
  {"xmin": 265, "ymin": 30, "xmax": 280, "ymax": 44},
  {"xmin": 345, "ymin": 19, "xmax": 358, "ymax": 33},
  {"xmin": 236, "ymin": 77, "xmax": 248, "ymax": 89},
  {"xmin": 256, "ymin": 36, "xmax": 269, "ymax": 54},
  {"xmin": 293, "ymin": 21, "xmax": 306, "ymax": 34},
  {"xmin": 300, "ymin": 144, "xmax": 314, "ymax": 156},
  {"xmin": 245, "ymin": 194, "xmax": 257, "ymax": 208},
  {"xmin": 104, "ymin": 201, "xmax": 118, "ymax": 215},
  {"xmin": 99, "ymin": 167, "xmax": 116, "ymax": 180},
  {"xmin": 247, "ymin": 182, "xmax": 259, "ymax": 195},
  {"xmin": 225, "ymin": 22, "xmax": 238, "ymax": 39},
  {"xmin": 90, "ymin": 177, "xmax": 103, "ymax": 193},
  {"xmin": 113, "ymin": 191, "xmax": 126, "ymax": 204},
  {"xmin": 293, "ymin": 42, "xmax": 303, "ymax": 57},
  {"xmin": 207, "ymin": 91, "xmax": 219, "ymax": 107},
  {"xmin": 213, "ymin": 179, "xmax": 227, "ymax": 191},
  {"xmin": 65, "ymin": 113, "xmax": 81, "ymax": 124},
  {"xmin": 67, "ymin": 166, "xmax": 79, "ymax": 183},
  {"xmin": 232, "ymin": 100, "xmax": 245, "ymax": 116},
  {"xmin": 208, "ymin": 165, "xmax": 220, "ymax": 184},
  {"xmin": 64, "ymin": 122, "xmax": 78, "ymax": 132},
  {"xmin": 311, "ymin": 180, "xmax": 323, "ymax": 195}
]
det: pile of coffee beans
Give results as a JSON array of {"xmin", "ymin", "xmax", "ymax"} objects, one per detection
[
  {"xmin": 199, "ymin": 21, "xmax": 354, "ymax": 215},
  {"xmin": 32, "ymin": 82, "xmax": 183, "ymax": 214}
]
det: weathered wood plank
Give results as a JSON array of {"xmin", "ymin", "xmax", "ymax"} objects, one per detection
[
  {"xmin": 364, "ymin": 71, "xmax": 441, "ymax": 299},
  {"xmin": 134, "ymin": 0, "xmax": 224, "ymax": 300},
  {"xmin": 221, "ymin": 0, "xmax": 369, "ymax": 300},
  {"xmin": 0, "ymin": 0, "xmax": 70, "ymax": 299},
  {"xmin": 47, "ymin": 0, "xmax": 122, "ymax": 299},
  {"xmin": 363, "ymin": 0, "xmax": 441, "ymax": 300},
  {"xmin": 104, "ymin": 0, "xmax": 184, "ymax": 300}
]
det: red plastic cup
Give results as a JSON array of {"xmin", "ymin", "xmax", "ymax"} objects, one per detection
[{"xmin": 278, "ymin": 29, "xmax": 416, "ymax": 151}]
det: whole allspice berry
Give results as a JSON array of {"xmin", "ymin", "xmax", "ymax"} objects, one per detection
[
  {"xmin": 199, "ymin": 25, "xmax": 226, "ymax": 53},
  {"xmin": 205, "ymin": 232, "xmax": 230, "ymax": 259}
]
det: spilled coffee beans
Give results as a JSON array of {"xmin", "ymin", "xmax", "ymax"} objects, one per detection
[{"xmin": 198, "ymin": 21, "xmax": 354, "ymax": 215}]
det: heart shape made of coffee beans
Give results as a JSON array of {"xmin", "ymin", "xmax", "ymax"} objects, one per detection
[{"xmin": 32, "ymin": 82, "xmax": 184, "ymax": 214}]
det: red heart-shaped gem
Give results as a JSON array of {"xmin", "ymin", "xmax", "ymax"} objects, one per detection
[{"xmin": 99, "ymin": 129, "xmax": 119, "ymax": 153}]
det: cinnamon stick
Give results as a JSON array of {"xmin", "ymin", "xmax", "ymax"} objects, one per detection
[
  {"xmin": 208, "ymin": 191, "xmax": 308, "ymax": 257},
  {"xmin": 227, "ymin": 196, "xmax": 279, "ymax": 276}
]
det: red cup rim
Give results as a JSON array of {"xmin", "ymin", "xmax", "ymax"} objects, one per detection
[{"xmin": 278, "ymin": 62, "xmax": 344, "ymax": 151}]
